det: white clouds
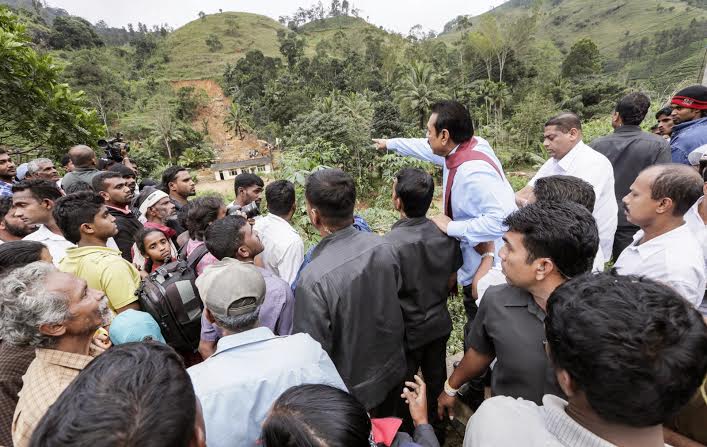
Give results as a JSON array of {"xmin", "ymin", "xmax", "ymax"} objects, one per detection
[{"xmin": 45, "ymin": 0, "xmax": 502, "ymax": 34}]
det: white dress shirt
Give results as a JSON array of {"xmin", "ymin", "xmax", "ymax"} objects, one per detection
[
  {"xmin": 465, "ymin": 394, "xmax": 671, "ymax": 447},
  {"xmin": 529, "ymin": 141, "xmax": 618, "ymax": 259},
  {"xmin": 683, "ymin": 196, "xmax": 707, "ymax": 314},
  {"xmin": 388, "ymin": 137, "xmax": 517, "ymax": 285},
  {"xmin": 23, "ymin": 225, "xmax": 75, "ymax": 266},
  {"xmin": 614, "ymin": 223, "xmax": 705, "ymax": 309},
  {"xmin": 253, "ymin": 213, "xmax": 304, "ymax": 286}
]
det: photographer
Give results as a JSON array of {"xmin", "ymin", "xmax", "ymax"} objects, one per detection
[
  {"xmin": 227, "ymin": 173, "xmax": 264, "ymax": 219},
  {"xmin": 60, "ymin": 145, "xmax": 101, "ymax": 192}
]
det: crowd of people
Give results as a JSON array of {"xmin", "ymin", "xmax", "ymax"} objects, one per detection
[{"xmin": 0, "ymin": 84, "xmax": 706, "ymax": 447}]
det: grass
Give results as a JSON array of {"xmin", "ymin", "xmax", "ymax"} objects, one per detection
[{"xmin": 160, "ymin": 12, "xmax": 286, "ymax": 80}]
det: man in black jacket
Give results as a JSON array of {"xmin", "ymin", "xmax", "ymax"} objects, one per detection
[
  {"xmin": 385, "ymin": 168, "xmax": 462, "ymax": 438},
  {"xmin": 93, "ymin": 172, "xmax": 141, "ymax": 261},
  {"xmin": 590, "ymin": 92, "xmax": 671, "ymax": 260},
  {"xmin": 293, "ymin": 169, "xmax": 406, "ymax": 414}
]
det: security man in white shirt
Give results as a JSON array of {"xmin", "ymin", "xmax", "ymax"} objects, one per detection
[
  {"xmin": 615, "ymin": 164, "xmax": 706, "ymax": 309},
  {"xmin": 516, "ymin": 113, "xmax": 618, "ymax": 259}
]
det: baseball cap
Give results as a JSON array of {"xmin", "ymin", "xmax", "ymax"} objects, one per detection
[
  {"xmin": 109, "ymin": 309, "xmax": 166, "ymax": 345},
  {"xmin": 200, "ymin": 260, "xmax": 266, "ymax": 318}
]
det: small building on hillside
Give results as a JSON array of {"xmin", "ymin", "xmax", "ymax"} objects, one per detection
[{"xmin": 211, "ymin": 156, "xmax": 273, "ymax": 181}]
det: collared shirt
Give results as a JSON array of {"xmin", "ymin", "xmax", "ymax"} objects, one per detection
[
  {"xmin": 0, "ymin": 343, "xmax": 35, "ymax": 447},
  {"xmin": 465, "ymin": 394, "xmax": 671, "ymax": 447},
  {"xmin": 591, "ymin": 125, "xmax": 671, "ymax": 230},
  {"xmin": 22, "ymin": 224, "xmax": 75, "ymax": 266},
  {"xmin": 614, "ymin": 223, "xmax": 706, "ymax": 309},
  {"xmin": 384, "ymin": 217, "xmax": 463, "ymax": 350},
  {"xmin": 0, "ymin": 180, "xmax": 13, "ymax": 198},
  {"xmin": 530, "ymin": 141, "xmax": 618, "ymax": 258},
  {"xmin": 467, "ymin": 284, "xmax": 563, "ymax": 404},
  {"xmin": 60, "ymin": 167, "xmax": 100, "ymax": 192},
  {"xmin": 253, "ymin": 213, "xmax": 304, "ymax": 285},
  {"xmin": 388, "ymin": 137, "xmax": 517, "ymax": 286},
  {"xmin": 197, "ymin": 258, "xmax": 295, "ymax": 339},
  {"xmin": 670, "ymin": 117, "xmax": 707, "ymax": 165},
  {"xmin": 187, "ymin": 327, "xmax": 346, "ymax": 447},
  {"xmin": 293, "ymin": 225, "xmax": 406, "ymax": 409},
  {"xmin": 59, "ymin": 245, "xmax": 141, "ymax": 311},
  {"xmin": 12, "ymin": 348, "xmax": 93, "ymax": 447}
]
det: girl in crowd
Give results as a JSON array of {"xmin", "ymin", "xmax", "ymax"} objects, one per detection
[{"xmin": 134, "ymin": 228, "xmax": 173, "ymax": 274}]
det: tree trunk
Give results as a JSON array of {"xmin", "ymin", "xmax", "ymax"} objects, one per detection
[{"xmin": 163, "ymin": 137, "xmax": 173, "ymax": 161}]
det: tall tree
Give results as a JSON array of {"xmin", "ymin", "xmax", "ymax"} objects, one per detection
[
  {"xmin": 561, "ymin": 38, "xmax": 602, "ymax": 79},
  {"xmin": 150, "ymin": 106, "xmax": 182, "ymax": 161},
  {"xmin": 395, "ymin": 61, "xmax": 443, "ymax": 128},
  {"xmin": 224, "ymin": 103, "xmax": 251, "ymax": 140}
]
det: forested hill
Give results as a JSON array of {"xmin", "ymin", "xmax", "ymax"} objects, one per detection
[{"xmin": 440, "ymin": 0, "xmax": 707, "ymax": 89}]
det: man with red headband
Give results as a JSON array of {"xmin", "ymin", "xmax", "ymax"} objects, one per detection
[{"xmin": 670, "ymin": 85, "xmax": 707, "ymax": 165}]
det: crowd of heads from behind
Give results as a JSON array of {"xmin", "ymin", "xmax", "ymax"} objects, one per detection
[{"xmin": 0, "ymin": 85, "xmax": 706, "ymax": 447}]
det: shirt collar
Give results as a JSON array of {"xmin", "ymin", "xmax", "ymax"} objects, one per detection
[
  {"xmin": 391, "ymin": 216, "xmax": 428, "ymax": 229},
  {"xmin": 673, "ymin": 116, "xmax": 707, "ymax": 133},
  {"xmin": 33, "ymin": 224, "xmax": 69, "ymax": 241},
  {"xmin": 556, "ymin": 140, "xmax": 586, "ymax": 172},
  {"xmin": 627, "ymin": 223, "xmax": 690, "ymax": 259},
  {"xmin": 106, "ymin": 204, "xmax": 131, "ymax": 215},
  {"xmin": 211, "ymin": 327, "xmax": 276, "ymax": 356},
  {"xmin": 542, "ymin": 395, "xmax": 616, "ymax": 447},
  {"xmin": 446, "ymin": 143, "xmax": 461, "ymax": 157},
  {"xmin": 503, "ymin": 286, "xmax": 547, "ymax": 322},
  {"xmin": 613, "ymin": 125, "xmax": 642, "ymax": 134},
  {"xmin": 311, "ymin": 225, "xmax": 358, "ymax": 259},
  {"xmin": 35, "ymin": 348, "xmax": 93, "ymax": 371},
  {"xmin": 264, "ymin": 213, "xmax": 296, "ymax": 230}
]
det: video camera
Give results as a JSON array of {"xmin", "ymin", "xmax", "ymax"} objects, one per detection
[
  {"xmin": 227, "ymin": 201, "xmax": 260, "ymax": 219},
  {"xmin": 98, "ymin": 133, "xmax": 130, "ymax": 163}
]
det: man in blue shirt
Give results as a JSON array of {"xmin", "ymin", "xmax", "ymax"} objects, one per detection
[
  {"xmin": 373, "ymin": 101, "xmax": 517, "ymax": 340},
  {"xmin": 669, "ymin": 85, "xmax": 707, "ymax": 165},
  {"xmin": 188, "ymin": 261, "xmax": 346, "ymax": 447},
  {"xmin": 0, "ymin": 149, "xmax": 16, "ymax": 198}
]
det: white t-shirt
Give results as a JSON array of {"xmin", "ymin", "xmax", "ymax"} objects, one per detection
[
  {"xmin": 529, "ymin": 141, "xmax": 618, "ymax": 259},
  {"xmin": 23, "ymin": 224, "xmax": 75, "ymax": 266},
  {"xmin": 614, "ymin": 223, "xmax": 705, "ymax": 309},
  {"xmin": 252, "ymin": 213, "xmax": 304, "ymax": 286},
  {"xmin": 680, "ymin": 196, "xmax": 707, "ymax": 314},
  {"xmin": 465, "ymin": 394, "xmax": 671, "ymax": 447}
]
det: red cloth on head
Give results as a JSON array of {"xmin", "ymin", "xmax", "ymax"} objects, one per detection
[{"xmin": 370, "ymin": 417, "xmax": 403, "ymax": 446}]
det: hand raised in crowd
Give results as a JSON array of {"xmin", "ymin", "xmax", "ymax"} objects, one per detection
[
  {"xmin": 401, "ymin": 374, "xmax": 429, "ymax": 427},
  {"xmin": 90, "ymin": 329, "xmax": 112, "ymax": 357},
  {"xmin": 371, "ymin": 138, "xmax": 388, "ymax": 151}
]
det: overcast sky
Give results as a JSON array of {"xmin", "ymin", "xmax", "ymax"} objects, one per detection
[{"xmin": 44, "ymin": 0, "xmax": 503, "ymax": 34}]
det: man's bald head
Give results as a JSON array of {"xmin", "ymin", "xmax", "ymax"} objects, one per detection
[
  {"xmin": 644, "ymin": 164, "xmax": 703, "ymax": 216},
  {"xmin": 68, "ymin": 145, "xmax": 97, "ymax": 169}
]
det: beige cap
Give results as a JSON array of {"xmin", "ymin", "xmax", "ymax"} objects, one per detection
[{"xmin": 199, "ymin": 260, "xmax": 266, "ymax": 318}]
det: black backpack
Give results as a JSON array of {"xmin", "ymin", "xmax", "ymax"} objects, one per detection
[{"xmin": 136, "ymin": 244, "xmax": 210, "ymax": 351}]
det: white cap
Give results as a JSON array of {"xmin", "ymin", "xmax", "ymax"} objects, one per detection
[{"xmin": 687, "ymin": 145, "xmax": 707, "ymax": 167}]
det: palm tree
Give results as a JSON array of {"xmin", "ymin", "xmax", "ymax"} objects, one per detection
[
  {"xmin": 151, "ymin": 108, "xmax": 183, "ymax": 162},
  {"xmin": 224, "ymin": 102, "xmax": 251, "ymax": 140},
  {"xmin": 395, "ymin": 61, "xmax": 442, "ymax": 129}
]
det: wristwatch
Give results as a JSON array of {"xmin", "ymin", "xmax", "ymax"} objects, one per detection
[
  {"xmin": 480, "ymin": 252, "xmax": 495, "ymax": 260},
  {"xmin": 444, "ymin": 379, "xmax": 459, "ymax": 397}
]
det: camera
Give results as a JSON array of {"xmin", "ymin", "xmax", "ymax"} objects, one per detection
[
  {"xmin": 98, "ymin": 133, "xmax": 130, "ymax": 163},
  {"xmin": 227, "ymin": 201, "xmax": 260, "ymax": 219}
]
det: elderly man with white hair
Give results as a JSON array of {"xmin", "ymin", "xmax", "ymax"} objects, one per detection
[
  {"xmin": 0, "ymin": 263, "xmax": 112, "ymax": 447},
  {"xmin": 25, "ymin": 158, "xmax": 60, "ymax": 183}
]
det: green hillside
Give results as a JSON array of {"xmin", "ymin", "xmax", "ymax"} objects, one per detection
[
  {"xmin": 162, "ymin": 12, "xmax": 286, "ymax": 80},
  {"xmin": 438, "ymin": 0, "xmax": 707, "ymax": 87}
]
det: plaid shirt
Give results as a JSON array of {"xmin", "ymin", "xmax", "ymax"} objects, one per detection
[
  {"xmin": 0, "ymin": 181, "xmax": 12, "ymax": 198},
  {"xmin": 12, "ymin": 348, "xmax": 92, "ymax": 447},
  {"xmin": 0, "ymin": 343, "xmax": 35, "ymax": 447}
]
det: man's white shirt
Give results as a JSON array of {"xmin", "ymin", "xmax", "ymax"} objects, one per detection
[
  {"xmin": 253, "ymin": 213, "xmax": 304, "ymax": 286},
  {"xmin": 23, "ymin": 224, "xmax": 75, "ymax": 266},
  {"xmin": 614, "ymin": 223, "xmax": 705, "ymax": 309},
  {"xmin": 683, "ymin": 196, "xmax": 707, "ymax": 314},
  {"xmin": 529, "ymin": 141, "xmax": 618, "ymax": 259}
]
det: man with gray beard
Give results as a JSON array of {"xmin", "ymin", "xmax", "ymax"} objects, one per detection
[{"xmin": 0, "ymin": 262, "xmax": 112, "ymax": 447}]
